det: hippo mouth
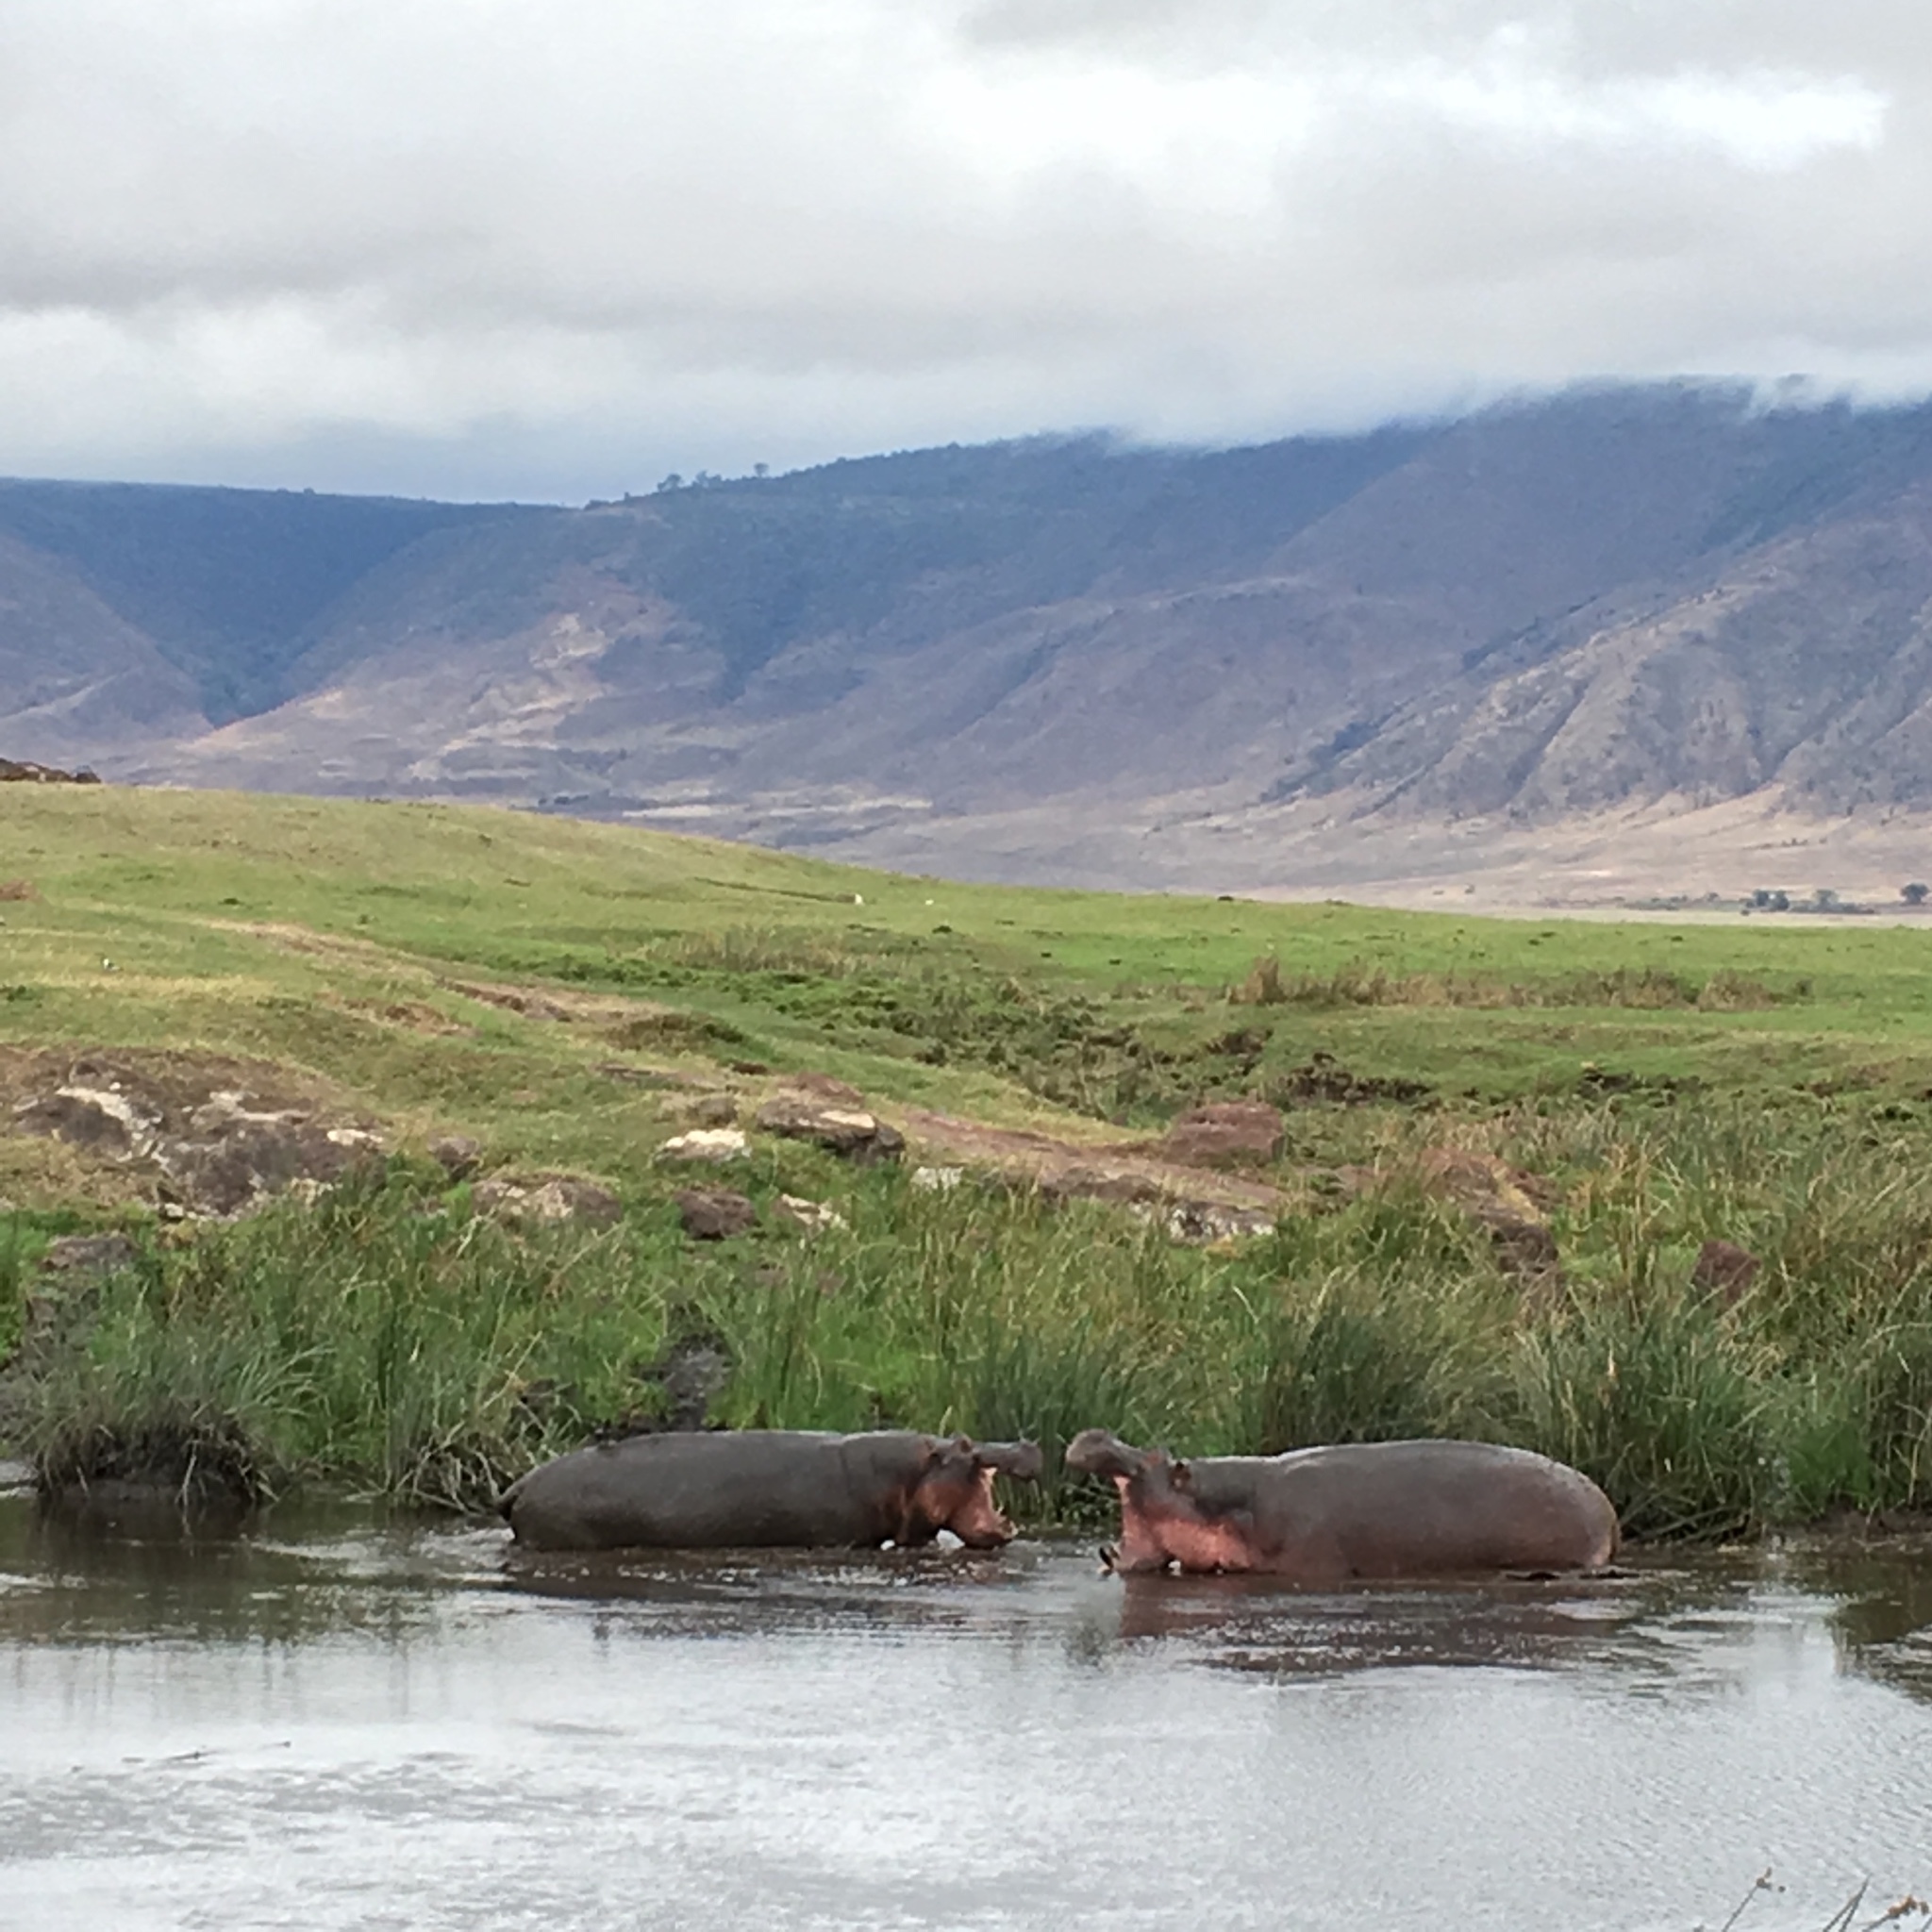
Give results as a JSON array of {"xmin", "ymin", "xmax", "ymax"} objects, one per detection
[{"xmin": 952, "ymin": 1468, "xmax": 1016, "ymax": 1549}]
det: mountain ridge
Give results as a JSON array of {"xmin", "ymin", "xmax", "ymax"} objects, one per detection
[{"xmin": 10, "ymin": 383, "xmax": 1932, "ymax": 896}]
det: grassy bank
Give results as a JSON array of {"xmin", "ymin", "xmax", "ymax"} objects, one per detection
[
  {"xmin": 8, "ymin": 785, "xmax": 1932, "ymax": 1539},
  {"xmin": 11, "ymin": 1093, "xmax": 1932, "ymax": 1539}
]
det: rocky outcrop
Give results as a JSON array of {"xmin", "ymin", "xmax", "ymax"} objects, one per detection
[
  {"xmin": 6, "ymin": 1049, "xmax": 383, "ymax": 1216},
  {"xmin": 472, "ymin": 1174, "xmax": 623, "ymax": 1226}
]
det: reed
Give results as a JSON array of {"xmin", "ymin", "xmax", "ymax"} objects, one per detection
[{"xmin": 12, "ymin": 1093, "xmax": 1932, "ymax": 1537}]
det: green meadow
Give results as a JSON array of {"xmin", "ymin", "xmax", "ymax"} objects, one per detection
[{"xmin": 7, "ymin": 784, "xmax": 1932, "ymax": 1538}]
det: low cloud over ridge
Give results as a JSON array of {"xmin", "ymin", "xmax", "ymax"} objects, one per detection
[{"xmin": 2, "ymin": 0, "xmax": 1926, "ymax": 498}]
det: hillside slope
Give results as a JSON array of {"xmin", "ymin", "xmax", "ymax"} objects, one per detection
[{"xmin": 11, "ymin": 387, "xmax": 1932, "ymax": 891}]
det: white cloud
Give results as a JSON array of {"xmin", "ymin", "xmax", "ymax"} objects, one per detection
[{"xmin": 0, "ymin": 0, "xmax": 1924, "ymax": 497}]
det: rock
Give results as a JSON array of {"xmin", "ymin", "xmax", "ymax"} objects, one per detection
[
  {"xmin": 1489, "ymin": 1217, "xmax": 1563, "ymax": 1287},
  {"xmin": 910, "ymin": 1165, "xmax": 964, "ymax": 1192},
  {"xmin": 1140, "ymin": 1200, "xmax": 1278, "ymax": 1244},
  {"xmin": 680, "ymin": 1093, "xmax": 739, "ymax": 1128},
  {"xmin": 473, "ymin": 1174, "xmax": 623, "ymax": 1225},
  {"xmin": 1413, "ymin": 1147, "xmax": 1557, "ymax": 1223},
  {"xmin": 39, "ymin": 1233, "xmax": 140, "ymax": 1274},
  {"xmin": 1404, "ymin": 1147, "xmax": 1564, "ymax": 1289},
  {"xmin": 1692, "ymin": 1238, "xmax": 1761, "ymax": 1303},
  {"xmin": 773, "ymin": 1193, "xmax": 848, "ymax": 1235},
  {"xmin": 755, "ymin": 1092, "xmax": 904, "ymax": 1163},
  {"xmin": 628, "ymin": 1333, "xmax": 732, "ymax": 1433},
  {"xmin": 428, "ymin": 1134, "xmax": 483, "ymax": 1180},
  {"xmin": 658, "ymin": 1127, "xmax": 750, "ymax": 1163},
  {"xmin": 8, "ymin": 1053, "xmax": 385, "ymax": 1216},
  {"xmin": 676, "ymin": 1187, "xmax": 759, "ymax": 1240},
  {"xmin": 1159, "ymin": 1101, "xmax": 1286, "ymax": 1169}
]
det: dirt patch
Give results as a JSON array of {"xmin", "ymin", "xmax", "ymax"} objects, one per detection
[
  {"xmin": 216, "ymin": 919, "xmax": 413, "ymax": 971},
  {"xmin": 1157, "ymin": 1101, "xmax": 1285, "ymax": 1169},
  {"xmin": 321, "ymin": 992, "xmax": 476, "ymax": 1038},
  {"xmin": 1, "ymin": 1047, "xmax": 384, "ymax": 1217},
  {"xmin": 897, "ymin": 1106, "xmax": 1286, "ymax": 1226},
  {"xmin": 443, "ymin": 977, "xmax": 675, "ymax": 1032},
  {"xmin": 1692, "ymin": 1238, "xmax": 1761, "ymax": 1303}
]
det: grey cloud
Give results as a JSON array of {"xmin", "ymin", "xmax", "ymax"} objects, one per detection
[{"xmin": 3, "ymin": 0, "xmax": 1931, "ymax": 497}]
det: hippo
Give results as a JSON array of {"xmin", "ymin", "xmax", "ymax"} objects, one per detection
[
  {"xmin": 502, "ymin": 1429, "xmax": 1044, "ymax": 1553},
  {"xmin": 1066, "ymin": 1430, "xmax": 1618, "ymax": 1580}
]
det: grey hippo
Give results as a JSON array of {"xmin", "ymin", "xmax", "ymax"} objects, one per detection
[
  {"xmin": 502, "ymin": 1428, "xmax": 1043, "ymax": 1552},
  {"xmin": 1066, "ymin": 1429, "xmax": 1619, "ymax": 1579}
]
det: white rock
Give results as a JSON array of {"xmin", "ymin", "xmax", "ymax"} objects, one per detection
[
  {"xmin": 658, "ymin": 1127, "xmax": 750, "ymax": 1163},
  {"xmin": 774, "ymin": 1193, "xmax": 849, "ymax": 1235},
  {"xmin": 910, "ymin": 1165, "xmax": 964, "ymax": 1192}
]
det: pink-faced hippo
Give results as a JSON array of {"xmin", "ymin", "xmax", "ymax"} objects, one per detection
[
  {"xmin": 1066, "ymin": 1430, "xmax": 1618, "ymax": 1580},
  {"xmin": 502, "ymin": 1429, "xmax": 1044, "ymax": 1553}
]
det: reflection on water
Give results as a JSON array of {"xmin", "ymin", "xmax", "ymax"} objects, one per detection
[{"xmin": 4, "ymin": 1493, "xmax": 1931, "ymax": 1932}]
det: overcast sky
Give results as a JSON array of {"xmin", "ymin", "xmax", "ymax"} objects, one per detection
[{"xmin": 2, "ymin": 0, "xmax": 1926, "ymax": 500}]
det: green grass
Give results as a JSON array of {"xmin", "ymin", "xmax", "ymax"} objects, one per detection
[
  {"xmin": 11, "ymin": 1103, "xmax": 1932, "ymax": 1536},
  {"xmin": 8, "ymin": 784, "xmax": 1932, "ymax": 1537}
]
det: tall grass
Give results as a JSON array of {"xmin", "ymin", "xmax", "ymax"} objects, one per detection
[
  {"xmin": 12, "ymin": 1098, "xmax": 1932, "ymax": 1536},
  {"xmin": 1229, "ymin": 954, "xmax": 1793, "ymax": 1011}
]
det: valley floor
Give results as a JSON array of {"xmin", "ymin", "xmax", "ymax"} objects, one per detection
[{"xmin": 7, "ymin": 785, "xmax": 1932, "ymax": 1541}]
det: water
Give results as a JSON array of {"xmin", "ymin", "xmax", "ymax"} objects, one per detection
[{"xmin": 4, "ymin": 1484, "xmax": 1931, "ymax": 1932}]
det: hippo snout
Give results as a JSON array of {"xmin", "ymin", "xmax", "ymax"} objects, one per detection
[{"xmin": 1064, "ymin": 1429, "xmax": 1149, "ymax": 1482}]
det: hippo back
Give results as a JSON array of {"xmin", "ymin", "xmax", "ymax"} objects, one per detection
[
  {"xmin": 505, "ymin": 1430, "xmax": 927, "ymax": 1551},
  {"xmin": 1233, "ymin": 1440, "xmax": 1618, "ymax": 1576}
]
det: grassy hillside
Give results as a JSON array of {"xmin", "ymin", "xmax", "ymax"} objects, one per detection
[
  {"xmin": 8, "ymin": 785, "xmax": 1932, "ymax": 1538},
  {"xmin": 11, "ymin": 785, "xmax": 1932, "ymax": 1135}
]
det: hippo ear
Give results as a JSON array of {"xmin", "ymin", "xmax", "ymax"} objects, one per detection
[{"xmin": 1170, "ymin": 1459, "xmax": 1193, "ymax": 1491}]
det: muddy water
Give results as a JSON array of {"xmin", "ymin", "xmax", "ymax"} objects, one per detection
[{"xmin": 4, "ymin": 1490, "xmax": 1931, "ymax": 1932}]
